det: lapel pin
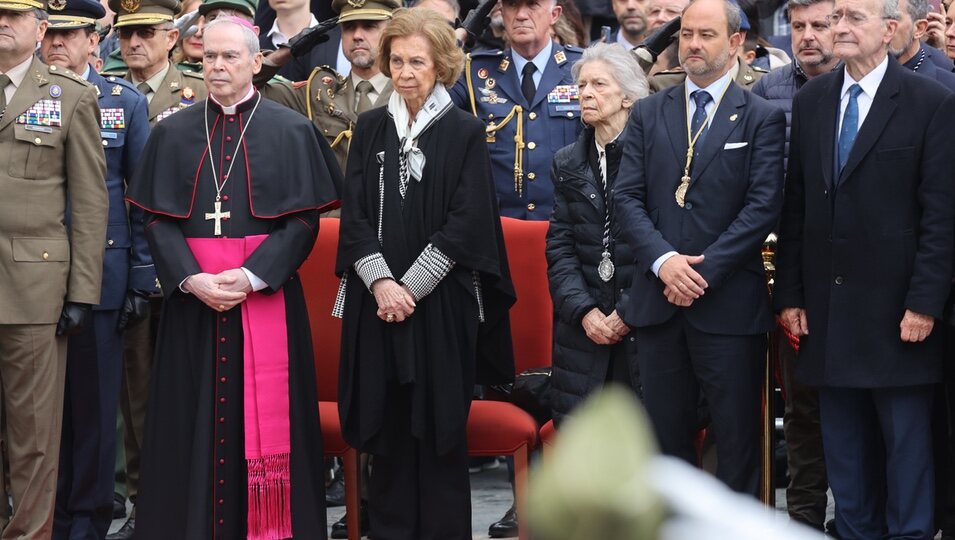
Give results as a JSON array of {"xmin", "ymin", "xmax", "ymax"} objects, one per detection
[{"xmin": 729, "ymin": 113, "xmax": 738, "ymax": 122}]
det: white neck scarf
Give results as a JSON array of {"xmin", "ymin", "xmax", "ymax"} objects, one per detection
[{"xmin": 387, "ymin": 83, "xmax": 453, "ymax": 183}]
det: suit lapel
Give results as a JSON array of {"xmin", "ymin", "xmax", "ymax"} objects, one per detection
[
  {"xmin": 691, "ymin": 81, "xmax": 746, "ymax": 179},
  {"xmin": 662, "ymin": 85, "xmax": 689, "ymax": 167},
  {"xmin": 493, "ymin": 50, "xmax": 523, "ymax": 106},
  {"xmin": 817, "ymin": 71, "xmax": 842, "ymax": 189},
  {"xmin": 838, "ymin": 60, "xmax": 900, "ymax": 185},
  {"xmin": 149, "ymin": 67, "xmax": 180, "ymax": 121},
  {"xmin": 0, "ymin": 58, "xmax": 47, "ymax": 132}
]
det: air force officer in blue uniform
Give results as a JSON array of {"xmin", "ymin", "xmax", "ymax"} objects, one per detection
[
  {"xmin": 40, "ymin": 1, "xmax": 156, "ymax": 537},
  {"xmin": 450, "ymin": 0, "xmax": 583, "ymax": 220}
]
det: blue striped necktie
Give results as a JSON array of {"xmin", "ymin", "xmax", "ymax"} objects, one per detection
[{"xmin": 838, "ymin": 84, "xmax": 863, "ymax": 170}]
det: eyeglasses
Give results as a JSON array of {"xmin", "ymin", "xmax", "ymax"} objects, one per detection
[
  {"xmin": 117, "ymin": 26, "xmax": 172, "ymax": 40},
  {"xmin": 825, "ymin": 10, "xmax": 895, "ymax": 27}
]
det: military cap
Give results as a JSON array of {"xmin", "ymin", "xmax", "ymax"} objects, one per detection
[
  {"xmin": 109, "ymin": 0, "xmax": 181, "ymax": 27},
  {"xmin": 197, "ymin": 0, "xmax": 256, "ymax": 18},
  {"xmin": 47, "ymin": 0, "xmax": 106, "ymax": 29},
  {"xmin": 334, "ymin": 0, "xmax": 399, "ymax": 24},
  {"xmin": 0, "ymin": 0, "xmax": 45, "ymax": 12}
]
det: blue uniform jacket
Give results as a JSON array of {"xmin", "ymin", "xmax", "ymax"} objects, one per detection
[
  {"xmin": 450, "ymin": 42, "xmax": 583, "ymax": 220},
  {"xmin": 87, "ymin": 68, "xmax": 156, "ymax": 309}
]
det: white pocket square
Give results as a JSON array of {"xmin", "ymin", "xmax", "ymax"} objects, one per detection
[{"xmin": 724, "ymin": 142, "xmax": 748, "ymax": 150}]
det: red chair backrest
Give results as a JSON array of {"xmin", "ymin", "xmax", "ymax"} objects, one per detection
[
  {"xmin": 299, "ymin": 217, "xmax": 343, "ymax": 402},
  {"xmin": 500, "ymin": 217, "xmax": 553, "ymax": 373}
]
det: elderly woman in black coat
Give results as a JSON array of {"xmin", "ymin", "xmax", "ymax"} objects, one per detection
[{"xmin": 547, "ymin": 43, "xmax": 649, "ymax": 424}]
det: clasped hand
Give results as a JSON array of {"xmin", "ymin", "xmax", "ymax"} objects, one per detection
[
  {"xmin": 659, "ymin": 254, "xmax": 708, "ymax": 307},
  {"xmin": 184, "ymin": 269, "xmax": 252, "ymax": 312},
  {"xmin": 582, "ymin": 308, "xmax": 630, "ymax": 345},
  {"xmin": 372, "ymin": 278, "xmax": 416, "ymax": 323}
]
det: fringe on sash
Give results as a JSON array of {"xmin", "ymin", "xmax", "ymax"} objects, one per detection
[{"xmin": 247, "ymin": 452, "xmax": 292, "ymax": 540}]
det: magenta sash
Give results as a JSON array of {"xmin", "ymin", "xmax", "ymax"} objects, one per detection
[{"xmin": 186, "ymin": 235, "xmax": 292, "ymax": 540}]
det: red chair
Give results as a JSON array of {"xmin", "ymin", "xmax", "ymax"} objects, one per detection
[
  {"xmin": 466, "ymin": 217, "xmax": 553, "ymax": 540},
  {"xmin": 299, "ymin": 217, "xmax": 361, "ymax": 540}
]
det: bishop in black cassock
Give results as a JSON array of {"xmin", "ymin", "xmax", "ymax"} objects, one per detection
[{"xmin": 126, "ymin": 57, "xmax": 341, "ymax": 538}]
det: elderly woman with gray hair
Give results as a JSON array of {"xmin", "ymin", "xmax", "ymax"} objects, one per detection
[{"xmin": 546, "ymin": 43, "xmax": 649, "ymax": 424}]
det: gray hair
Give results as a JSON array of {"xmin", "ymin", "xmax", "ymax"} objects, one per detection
[
  {"xmin": 34, "ymin": 8, "xmax": 48, "ymax": 20},
  {"xmin": 904, "ymin": 0, "xmax": 929, "ymax": 20},
  {"xmin": 685, "ymin": 0, "xmax": 742, "ymax": 35},
  {"xmin": 572, "ymin": 43, "xmax": 650, "ymax": 101},
  {"xmin": 203, "ymin": 17, "xmax": 260, "ymax": 56},
  {"xmin": 881, "ymin": 0, "xmax": 902, "ymax": 19},
  {"xmin": 787, "ymin": 0, "xmax": 833, "ymax": 11}
]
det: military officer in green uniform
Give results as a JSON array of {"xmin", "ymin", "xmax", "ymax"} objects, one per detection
[
  {"xmin": 109, "ymin": 0, "xmax": 208, "ymax": 125},
  {"xmin": 258, "ymin": 0, "xmax": 399, "ymax": 172},
  {"xmin": 0, "ymin": 0, "xmax": 108, "ymax": 536},
  {"xmin": 449, "ymin": 0, "xmax": 584, "ymax": 221}
]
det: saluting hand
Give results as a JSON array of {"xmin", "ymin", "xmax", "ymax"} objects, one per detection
[
  {"xmin": 184, "ymin": 272, "xmax": 247, "ymax": 312},
  {"xmin": 659, "ymin": 254, "xmax": 708, "ymax": 305},
  {"xmin": 372, "ymin": 278, "xmax": 416, "ymax": 323},
  {"xmin": 925, "ymin": 11, "xmax": 946, "ymax": 50},
  {"xmin": 900, "ymin": 309, "xmax": 934, "ymax": 343}
]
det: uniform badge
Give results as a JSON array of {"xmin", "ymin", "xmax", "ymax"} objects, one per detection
[
  {"xmin": 477, "ymin": 68, "xmax": 488, "ymax": 79},
  {"xmin": 346, "ymin": 0, "xmax": 366, "ymax": 7},
  {"xmin": 120, "ymin": 0, "xmax": 140, "ymax": 11},
  {"xmin": 112, "ymin": 84, "xmax": 123, "ymax": 96},
  {"xmin": 485, "ymin": 78, "xmax": 496, "ymax": 89},
  {"xmin": 326, "ymin": 88, "xmax": 335, "ymax": 98},
  {"xmin": 17, "ymin": 99, "xmax": 62, "ymax": 128},
  {"xmin": 100, "ymin": 107, "xmax": 126, "ymax": 130},
  {"xmin": 554, "ymin": 51, "xmax": 567, "ymax": 65},
  {"xmin": 498, "ymin": 58, "xmax": 510, "ymax": 72},
  {"xmin": 321, "ymin": 76, "xmax": 334, "ymax": 85},
  {"xmin": 170, "ymin": 80, "xmax": 180, "ymax": 91},
  {"xmin": 49, "ymin": 85, "xmax": 62, "ymax": 99},
  {"xmin": 479, "ymin": 86, "xmax": 508, "ymax": 105},
  {"xmin": 182, "ymin": 87, "xmax": 195, "ymax": 100},
  {"xmin": 547, "ymin": 84, "xmax": 580, "ymax": 104},
  {"xmin": 48, "ymin": 0, "xmax": 66, "ymax": 10}
]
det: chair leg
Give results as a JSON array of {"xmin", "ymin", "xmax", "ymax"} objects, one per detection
[
  {"xmin": 513, "ymin": 445, "xmax": 529, "ymax": 540},
  {"xmin": 342, "ymin": 449, "xmax": 362, "ymax": 540}
]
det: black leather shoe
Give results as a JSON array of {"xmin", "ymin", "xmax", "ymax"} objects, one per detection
[
  {"xmin": 106, "ymin": 517, "xmax": 134, "ymax": 540},
  {"xmin": 112, "ymin": 493, "xmax": 126, "ymax": 519},
  {"xmin": 488, "ymin": 505, "xmax": 518, "ymax": 538},
  {"xmin": 330, "ymin": 502, "xmax": 369, "ymax": 539},
  {"xmin": 325, "ymin": 474, "xmax": 345, "ymax": 507}
]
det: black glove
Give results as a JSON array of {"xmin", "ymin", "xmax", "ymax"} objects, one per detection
[
  {"xmin": 460, "ymin": 0, "xmax": 497, "ymax": 46},
  {"xmin": 56, "ymin": 302, "xmax": 92, "ymax": 337},
  {"xmin": 633, "ymin": 16, "xmax": 681, "ymax": 64},
  {"xmin": 288, "ymin": 16, "xmax": 338, "ymax": 58},
  {"xmin": 118, "ymin": 290, "xmax": 151, "ymax": 332}
]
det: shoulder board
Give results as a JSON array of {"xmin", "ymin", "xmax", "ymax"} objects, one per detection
[
  {"xmin": 46, "ymin": 65, "xmax": 92, "ymax": 87},
  {"xmin": 562, "ymin": 45, "xmax": 584, "ymax": 55},
  {"xmin": 100, "ymin": 69, "xmax": 128, "ymax": 78},
  {"xmin": 307, "ymin": 64, "xmax": 345, "ymax": 84},
  {"xmin": 656, "ymin": 67, "xmax": 686, "ymax": 75},
  {"xmin": 175, "ymin": 61, "xmax": 203, "ymax": 73},
  {"xmin": 751, "ymin": 65, "xmax": 769, "ymax": 74},
  {"xmin": 271, "ymin": 74, "xmax": 292, "ymax": 83},
  {"xmin": 181, "ymin": 70, "xmax": 205, "ymax": 80},
  {"xmin": 468, "ymin": 49, "xmax": 505, "ymax": 59},
  {"xmin": 104, "ymin": 75, "xmax": 138, "ymax": 91}
]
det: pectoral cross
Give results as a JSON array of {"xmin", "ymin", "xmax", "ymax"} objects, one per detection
[{"xmin": 205, "ymin": 200, "xmax": 230, "ymax": 236}]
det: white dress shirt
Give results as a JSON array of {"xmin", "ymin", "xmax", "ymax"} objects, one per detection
[{"xmin": 838, "ymin": 54, "xmax": 888, "ymax": 134}]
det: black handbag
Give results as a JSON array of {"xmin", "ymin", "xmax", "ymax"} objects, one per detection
[{"xmin": 490, "ymin": 367, "xmax": 553, "ymax": 425}]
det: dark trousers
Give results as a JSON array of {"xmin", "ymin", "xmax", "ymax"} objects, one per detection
[
  {"xmin": 635, "ymin": 312, "xmax": 764, "ymax": 496},
  {"xmin": 54, "ymin": 310, "xmax": 123, "ymax": 540},
  {"xmin": 369, "ymin": 385, "xmax": 471, "ymax": 540},
  {"xmin": 778, "ymin": 330, "xmax": 828, "ymax": 528},
  {"xmin": 819, "ymin": 385, "xmax": 935, "ymax": 540}
]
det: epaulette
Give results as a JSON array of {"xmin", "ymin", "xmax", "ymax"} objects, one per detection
[
  {"xmin": 468, "ymin": 49, "xmax": 505, "ymax": 59},
  {"xmin": 104, "ymin": 75, "xmax": 138, "ymax": 92},
  {"xmin": 751, "ymin": 65, "xmax": 769, "ymax": 74},
  {"xmin": 181, "ymin": 70, "xmax": 205, "ymax": 81},
  {"xmin": 100, "ymin": 70, "xmax": 128, "ymax": 78},
  {"xmin": 45, "ymin": 64, "xmax": 92, "ymax": 87},
  {"xmin": 175, "ymin": 61, "xmax": 202, "ymax": 73},
  {"xmin": 656, "ymin": 67, "xmax": 686, "ymax": 75},
  {"xmin": 271, "ymin": 74, "xmax": 291, "ymax": 84},
  {"xmin": 307, "ymin": 64, "xmax": 347, "ymax": 85},
  {"xmin": 562, "ymin": 44, "xmax": 585, "ymax": 55}
]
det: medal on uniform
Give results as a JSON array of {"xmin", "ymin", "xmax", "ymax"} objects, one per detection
[{"xmin": 598, "ymin": 250, "xmax": 614, "ymax": 282}]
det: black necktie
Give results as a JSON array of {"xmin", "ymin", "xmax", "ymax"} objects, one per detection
[
  {"xmin": 521, "ymin": 62, "xmax": 537, "ymax": 105},
  {"xmin": 690, "ymin": 90, "xmax": 713, "ymax": 146},
  {"xmin": 0, "ymin": 74, "xmax": 10, "ymax": 119}
]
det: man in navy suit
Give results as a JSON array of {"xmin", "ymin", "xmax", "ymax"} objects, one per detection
[
  {"xmin": 775, "ymin": 0, "xmax": 955, "ymax": 536},
  {"xmin": 39, "ymin": 0, "xmax": 155, "ymax": 537},
  {"xmin": 614, "ymin": 0, "xmax": 785, "ymax": 496}
]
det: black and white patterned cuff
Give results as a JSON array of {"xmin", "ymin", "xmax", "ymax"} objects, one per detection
[
  {"xmin": 400, "ymin": 244, "xmax": 455, "ymax": 301},
  {"xmin": 354, "ymin": 252, "xmax": 394, "ymax": 291}
]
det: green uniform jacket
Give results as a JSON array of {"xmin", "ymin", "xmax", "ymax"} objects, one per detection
[
  {"xmin": 649, "ymin": 57, "xmax": 767, "ymax": 93},
  {"xmin": 124, "ymin": 65, "xmax": 208, "ymax": 126},
  {"xmin": 0, "ymin": 58, "xmax": 108, "ymax": 323}
]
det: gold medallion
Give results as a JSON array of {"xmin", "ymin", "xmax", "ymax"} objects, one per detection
[
  {"xmin": 48, "ymin": 0, "xmax": 66, "ymax": 10},
  {"xmin": 675, "ymin": 176, "xmax": 690, "ymax": 207}
]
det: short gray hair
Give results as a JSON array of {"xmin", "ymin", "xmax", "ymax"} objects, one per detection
[
  {"xmin": 571, "ymin": 43, "xmax": 650, "ymax": 101},
  {"xmin": 685, "ymin": 0, "xmax": 742, "ymax": 35},
  {"xmin": 904, "ymin": 0, "xmax": 929, "ymax": 20},
  {"xmin": 203, "ymin": 17, "xmax": 260, "ymax": 56},
  {"xmin": 787, "ymin": 0, "xmax": 833, "ymax": 12},
  {"xmin": 880, "ymin": 0, "xmax": 902, "ymax": 19}
]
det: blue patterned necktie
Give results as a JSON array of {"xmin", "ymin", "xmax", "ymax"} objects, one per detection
[
  {"xmin": 838, "ymin": 84, "xmax": 863, "ymax": 170},
  {"xmin": 690, "ymin": 90, "xmax": 713, "ymax": 146}
]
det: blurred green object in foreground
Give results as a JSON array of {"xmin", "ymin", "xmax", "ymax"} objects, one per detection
[{"xmin": 528, "ymin": 385, "xmax": 666, "ymax": 540}]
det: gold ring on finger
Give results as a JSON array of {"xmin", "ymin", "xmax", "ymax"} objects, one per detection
[
  {"xmin": 386, "ymin": 313, "xmax": 395, "ymax": 322},
  {"xmin": 218, "ymin": 304, "xmax": 225, "ymax": 311}
]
